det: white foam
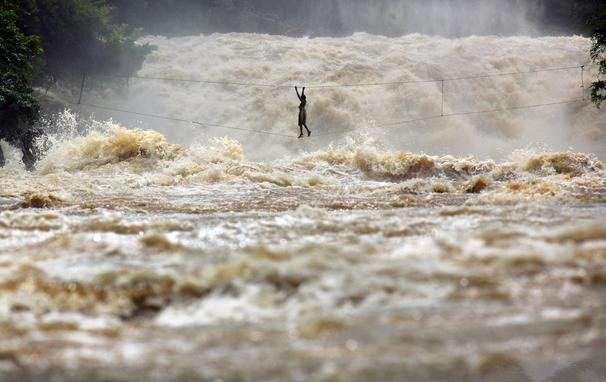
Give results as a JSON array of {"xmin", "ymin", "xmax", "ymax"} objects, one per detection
[{"xmin": 77, "ymin": 33, "xmax": 601, "ymax": 161}]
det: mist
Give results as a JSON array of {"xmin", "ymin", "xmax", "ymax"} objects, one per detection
[
  {"xmin": 71, "ymin": 32, "xmax": 601, "ymax": 162},
  {"xmin": 44, "ymin": 0, "xmax": 603, "ymax": 162},
  {"xmin": 111, "ymin": 0, "xmax": 599, "ymax": 38},
  {"xmin": 2, "ymin": 2, "xmax": 605, "ymax": 381}
]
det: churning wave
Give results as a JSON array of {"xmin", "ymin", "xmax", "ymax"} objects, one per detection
[
  {"xmin": 69, "ymin": 32, "xmax": 604, "ymax": 160},
  {"xmin": 8, "ymin": 115, "xmax": 597, "ymax": 207}
]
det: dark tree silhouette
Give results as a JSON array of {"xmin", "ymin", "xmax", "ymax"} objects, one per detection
[
  {"xmin": 590, "ymin": 5, "xmax": 606, "ymax": 107},
  {"xmin": 0, "ymin": 3, "xmax": 42, "ymax": 169}
]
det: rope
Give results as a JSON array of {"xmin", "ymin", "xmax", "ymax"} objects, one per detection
[
  {"xmin": 310, "ymin": 98, "xmax": 586, "ymax": 138},
  {"xmin": 62, "ymin": 63, "xmax": 589, "ymax": 140},
  {"xmin": 65, "ymin": 100, "xmax": 296, "ymax": 139},
  {"xmin": 59, "ymin": 96, "xmax": 587, "ymax": 140},
  {"xmin": 127, "ymin": 75, "xmax": 290, "ymax": 89},
  {"xmin": 97, "ymin": 64, "xmax": 587, "ymax": 89},
  {"xmin": 440, "ymin": 65, "xmax": 586, "ymax": 83},
  {"xmin": 381, "ymin": 99, "xmax": 586, "ymax": 126}
]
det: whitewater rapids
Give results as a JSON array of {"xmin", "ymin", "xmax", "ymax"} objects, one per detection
[
  {"xmin": 77, "ymin": 33, "xmax": 604, "ymax": 160},
  {"xmin": 1, "ymin": 32, "xmax": 606, "ymax": 381}
]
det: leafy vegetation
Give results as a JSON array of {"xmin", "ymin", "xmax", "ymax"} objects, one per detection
[
  {"xmin": 0, "ymin": 0, "xmax": 153, "ymax": 168},
  {"xmin": 17, "ymin": 0, "xmax": 153, "ymax": 84},
  {"xmin": 0, "ymin": 2, "xmax": 42, "ymax": 168},
  {"xmin": 590, "ymin": 5, "xmax": 606, "ymax": 107}
]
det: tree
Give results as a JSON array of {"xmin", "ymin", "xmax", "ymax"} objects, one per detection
[
  {"xmin": 17, "ymin": 0, "xmax": 154, "ymax": 84},
  {"xmin": 590, "ymin": 6, "xmax": 606, "ymax": 107},
  {"xmin": 1, "ymin": 0, "xmax": 153, "ymax": 169},
  {"xmin": 0, "ymin": 2, "xmax": 43, "ymax": 168}
]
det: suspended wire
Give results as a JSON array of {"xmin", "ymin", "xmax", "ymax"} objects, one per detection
[
  {"xmin": 381, "ymin": 99, "xmax": 586, "ymax": 127},
  {"xmin": 309, "ymin": 98, "xmax": 586, "ymax": 138},
  {"xmin": 306, "ymin": 65, "xmax": 587, "ymax": 88},
  {"xmin": 60, "ymin": 96, "xmax": 587, "ymax": 140},
  {"xmin": 60, "ymin": 98, "xmax": 296, "ymax": 139},
  {"xmin": 96, "ymin": 64, "xmax": 587, "ymax": 89},
  {"xmin": 128, "ymin": 75, "xmax": 291, "ymax": 89},
  {"xmin": 311, "ymin": 116, "xmax": 444, "ymax": 138},
  {"xmin": 439, "ymin": 65, "xmax": 586, "ymax": 83},
  {"xmin": 62, "ymin": 63, "xmax": 589, "ymax": 140}
]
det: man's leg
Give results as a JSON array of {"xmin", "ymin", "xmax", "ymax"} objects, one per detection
[{"xmin": 304, "ymin": 123, "xmax": 311, "ymax": 136}]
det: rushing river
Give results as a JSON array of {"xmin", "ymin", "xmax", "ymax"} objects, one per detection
[{"xmin": 0, "ymin": 32, "xmax": 605, "ymax": 381}]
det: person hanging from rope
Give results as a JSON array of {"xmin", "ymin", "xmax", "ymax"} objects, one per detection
[{"xmin": 295, "ymin": 86, "xmax": 311, "ymax": 138}]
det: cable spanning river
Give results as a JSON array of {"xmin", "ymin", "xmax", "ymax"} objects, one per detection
[{"xmin": 1, "ymin": 33, "xmax": 605, "ymax": 381}]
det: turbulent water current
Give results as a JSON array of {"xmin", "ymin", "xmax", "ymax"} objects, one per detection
[{"xmin": 1, "ymin": 33, "xmax": 605, "ymax": 381}]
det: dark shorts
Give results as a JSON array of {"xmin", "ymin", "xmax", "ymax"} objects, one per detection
[{"xmin": 298, "ymin": 110, "xmax": 307, "ymax": 125}]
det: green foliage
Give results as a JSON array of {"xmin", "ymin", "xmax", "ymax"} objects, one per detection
[
  {"xmin": 0, "ymin": 3, "xmax": 42, "ymax": 140},
  {"xmin": 17, "ymin": 0, "xmax": 154, "ymax": 84},
  {"xmin": 1, "ymin": 0, "xmax": 153, "ymax": 169},
  {"xmin": 590, "ymin": 5, "xmax": 606, "ymax": 107}
]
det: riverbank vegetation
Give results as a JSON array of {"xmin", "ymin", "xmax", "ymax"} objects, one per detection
[
  {"xmin": 590, "ymin": 5, "xmax": 606, "ymax": 107},
  {"xmin": 0, "ymin": 0, "xmax": 153, "ymax": 168},
  {"xmin": 0, "ymin": 4, "xmax": 42, "ymax": 168}
]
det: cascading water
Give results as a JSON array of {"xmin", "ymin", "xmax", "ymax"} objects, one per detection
[
  {"xmin": 74, "ymin": 33, "xmax": 603, "ymax": 161},
  {"xmin": 1, "ymin": 22, "xmax": 605, "ymax": 382}
]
